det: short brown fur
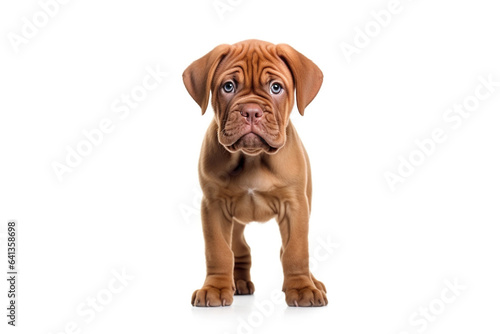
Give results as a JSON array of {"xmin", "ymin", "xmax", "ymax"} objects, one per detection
[{"xmin": 183, "ymin": 39, "xmax": 326, "ymax": 307}]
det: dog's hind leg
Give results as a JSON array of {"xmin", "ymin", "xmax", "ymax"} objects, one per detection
[{"xmin": 232, "ymin": 221, "xmax": 255, "ymax": 295}]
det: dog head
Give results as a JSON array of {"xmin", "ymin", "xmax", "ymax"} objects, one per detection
[{"xmin": 183, "ymin": 39, "xmax": 323, "ymax": 156}]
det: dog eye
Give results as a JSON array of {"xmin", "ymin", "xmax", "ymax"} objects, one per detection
[
  {"xmin": 270, "ymin": 82, "xmax": 282, "ymax": 94},
  {"xmin": 222, "ymin": 81, "xmax": 235, "ymax": 93}
]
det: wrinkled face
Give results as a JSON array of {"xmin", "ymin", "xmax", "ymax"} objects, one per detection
[
  {"xmin": 183, "ymin": 39, "xmax": 323, "ymax": 156},
  {"xmin": 212, "ymin": 44, "xmax": 294, "ymax": 155}
]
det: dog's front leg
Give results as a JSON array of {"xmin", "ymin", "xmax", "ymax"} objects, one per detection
[
  {"xmin": 191, "ymin": 198, "xmax": 235, "ymax": 307},
  {"xmin": 278, "ymin": 195, "xmax": 328, "ymax": 307}
]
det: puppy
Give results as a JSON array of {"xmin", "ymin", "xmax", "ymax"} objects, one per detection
[{"xmin": 183, "ymin": 39, "xmax": 326, "ymax": 307}]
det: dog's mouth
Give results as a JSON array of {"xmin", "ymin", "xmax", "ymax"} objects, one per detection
[{"xmin": 225, "ymin": 132, "xmax": 279, "ymax": 155}]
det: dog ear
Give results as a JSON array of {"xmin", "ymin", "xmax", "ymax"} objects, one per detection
[
  {"xmin": 276, "ymin": 44, "xmax": 323, "ymax": 115},
  {"xmin": 183, "ymin": 44, "xmax": 231, "ymax": 115}
]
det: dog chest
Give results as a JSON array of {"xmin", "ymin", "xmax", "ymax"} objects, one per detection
[{"xmin": 231, "ymin": 189, "xmax": 278, "ymax": 223}]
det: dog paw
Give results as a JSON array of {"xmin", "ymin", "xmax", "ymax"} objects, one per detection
[
  {"xmin": 311, "ymin": 275, "xmax": 327, "ymax": 294},
  {"xmin": 284, "ymin": 286, "xmax": 328, "ymax": 307},
  {"xmin": 235, "ymin": 279, "xmax": 255, "ymax": 295},
  {"xmin": 191, "ymin": 286, "xmax": 234, "ymax": 307}
]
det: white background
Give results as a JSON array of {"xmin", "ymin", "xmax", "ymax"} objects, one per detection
[{"xmin": 1, "ymin": 0, "xmax": 499, "ymax": 333}]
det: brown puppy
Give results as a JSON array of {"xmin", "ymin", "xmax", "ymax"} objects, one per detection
[{"xmin": 183, "ymin": 39, "xmax": 326, "ymax": 307}]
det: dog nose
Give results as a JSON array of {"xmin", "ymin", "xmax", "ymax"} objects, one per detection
[{"xmin": 240, "ymin": 104, "xmax": 263, "ymax": 123}]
